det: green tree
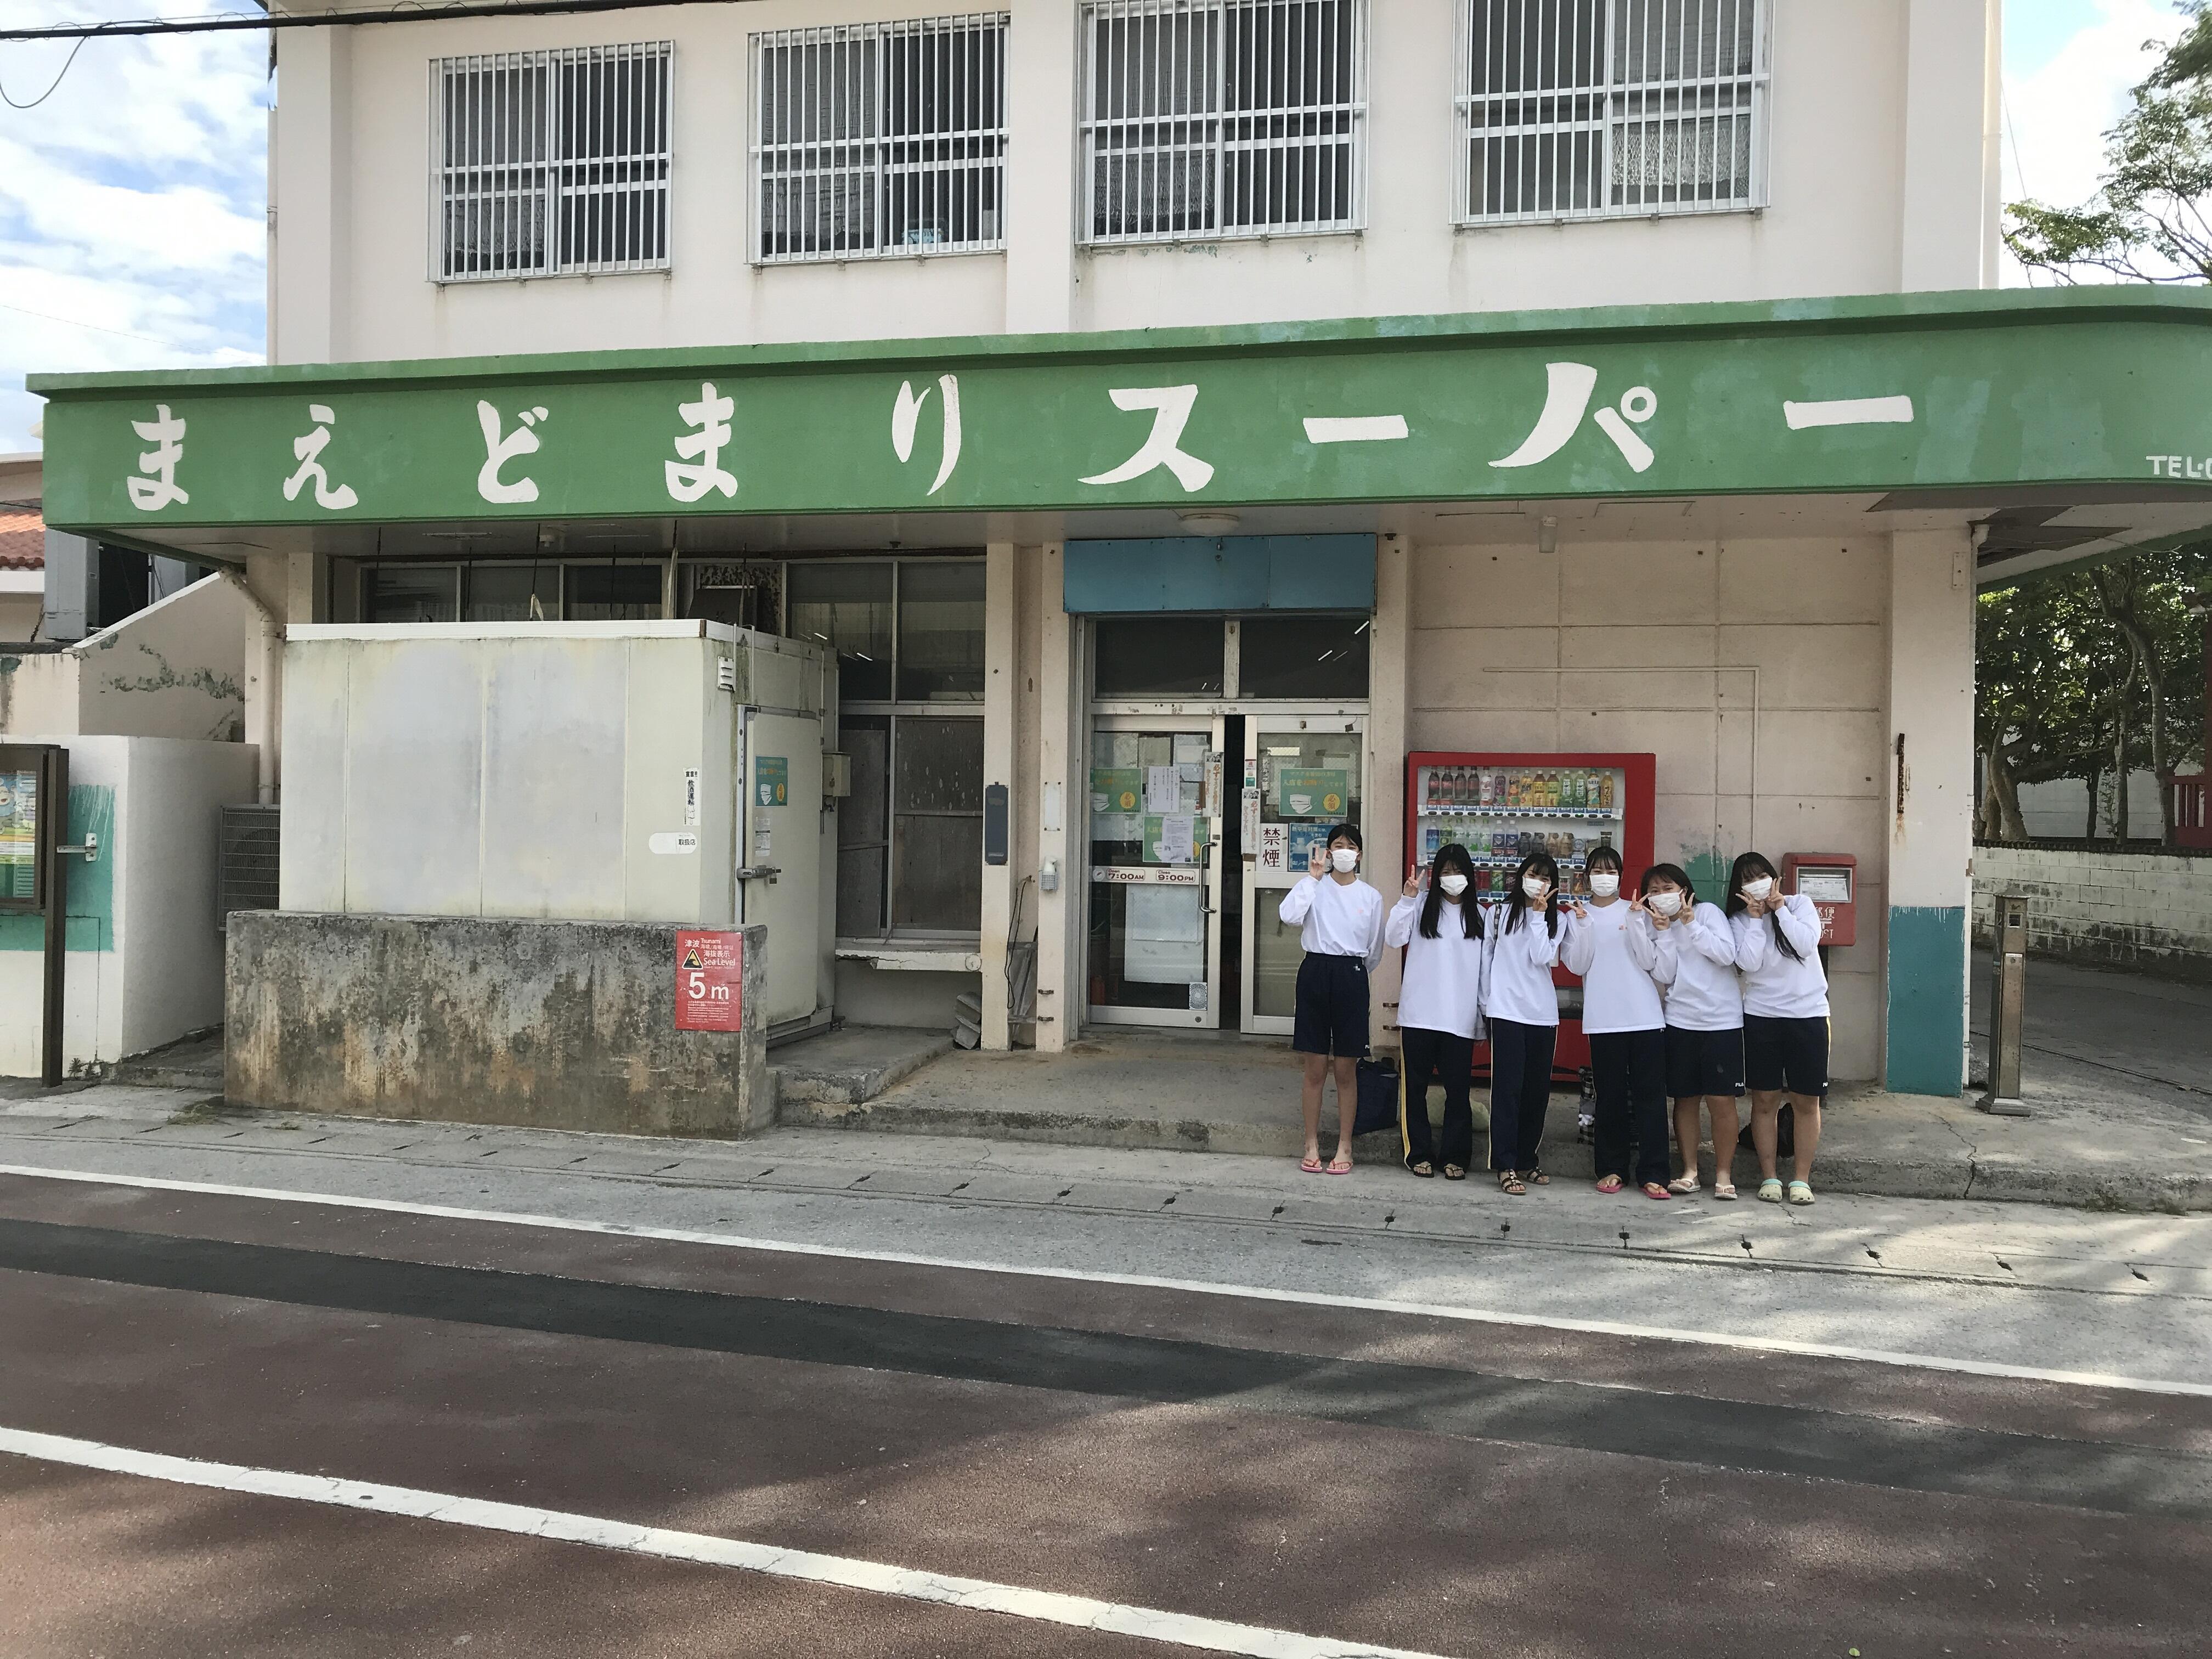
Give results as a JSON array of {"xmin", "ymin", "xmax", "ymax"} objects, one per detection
[{"xmin": 2007, "ymin": 2, "xmax": 2212, "ymax": 283}]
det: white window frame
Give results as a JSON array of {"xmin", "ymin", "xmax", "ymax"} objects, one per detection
[
  {"xmin": 749, "ymin": 14, "xmax": 1011, "ymax": 266},
  {"xmin": 1080, "ymin": 0, "xmax": 1369, "ymax": 247},
  {"xmin": 1453, "ymin": 0, "xmax": 1770, "ymax": 228},
  {"xmin": 428, "ymin": 42, "xmax": 674, "ymax": 283}
]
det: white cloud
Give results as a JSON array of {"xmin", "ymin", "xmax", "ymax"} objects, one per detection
[
  {"xmin": 2002, "ymin": 0, "xmax": 2190, "ymax": 283},
  {"xmin": 0, "ymin": 2, "xmax": 269, "ymax": 452}
]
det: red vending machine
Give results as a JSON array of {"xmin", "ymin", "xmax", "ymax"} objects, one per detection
[{"xmin": 1403, "ymin": 751, "xmax": 1656, "ymax": 1081}]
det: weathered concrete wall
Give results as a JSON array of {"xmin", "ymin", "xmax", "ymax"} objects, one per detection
[
  {"xmin": 1973, "ymin": 844, "xmax": 2212, "ymax": 981},
  {"xmin": 0, "ymin": 577, "xmax": 246, "ymax": 740},
  {"xmin": 227, "ymin": 913, "xmax": 770, "ymax": 1135}
]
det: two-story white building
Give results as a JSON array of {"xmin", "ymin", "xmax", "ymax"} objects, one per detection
[{"xmin": 31, "ymin": 0, "xmax": 2212, "ymax": 1111}]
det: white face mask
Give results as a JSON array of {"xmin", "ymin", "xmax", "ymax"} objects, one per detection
[
  {"xmin": 1646, "ymin": 889, "xmax": 1684, "ymax": 917},
  {"xmin": 1438, "ymin": 873, "xmax": 1469, "ymax": 897},
  {"xmin": 1588, "ymin": 872, "xmax": 1620, "ymax": 899},
  {"xmin": 1330, "ymin": 847, "xmax": 1359, "ymax": 874},
  {"xmin": 1741, "ymin": 875, "xmax": 1774, "ymax": 901},
  {"xmin": 1522, "ymin": 876, "xmax": 1550, "ymax": 900}
]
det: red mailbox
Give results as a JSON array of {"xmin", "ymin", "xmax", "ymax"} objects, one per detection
[{"xmin": 1781, "ymin": 853, "xmax": 1857, "ymax": 947}]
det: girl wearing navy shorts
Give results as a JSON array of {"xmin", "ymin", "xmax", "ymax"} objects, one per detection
[
  {"xmin": 1385, "ymin": 842, "xmax": 1486, "ymax": 1181},
  {"xmin": 1728, "ymin": 851, "xmax": 1829, "ymax": 1205},
  {"xmin": 1642, "ymin": 862, "xmax": 1748, "ymax": 1200},
  {"xmin": 1481, "ymin": 850, "xmax": 1579, "ymax": 1195},
  {"xmin": 1563, "ymin": 845, "xmax": 1672, "ymax": 1199},
  {"xmin": 1280, "ymin": 823, "xmax": 1385, "ymax": 1175}
]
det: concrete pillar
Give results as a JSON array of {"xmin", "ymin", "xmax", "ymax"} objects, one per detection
[
  {"xmin": 979, "ymin": 541, "xmax": 1018, "ymax": 1050},
  {"xmin": 1367, "ymin": 534, "xmax": 1411, "ymax": 1051},
  {"xmin": 272, "ymin": 20, "xmax": 352, "ymax": 364},
  {"xmin": 1003, "ymin": 0, "xmax": 1078, "ymax": 334},
  {"xmin": 1032, "ymin": 544, "xmax": 1080, "ymax": 1052},
  {"xmin": 1898, "ymin": 0, "xmax": 2001, "ymax": 292},
  {"xmin": 1883, "ymin": 527, "xmax": 1977, "ymax": 1096}
]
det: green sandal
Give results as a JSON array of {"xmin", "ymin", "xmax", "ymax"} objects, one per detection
[{"xmin": 1757, "ymin": 1177, "xmax": 1785, "ymax": 1204}]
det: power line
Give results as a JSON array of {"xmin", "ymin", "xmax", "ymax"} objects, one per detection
[
  {"xmin": 0, "ymin": 1, "xmax": 752, "ymax": 44},
  {"xmin": 0, "ymin": 35, "xmax": 87, "ymax": 108},
  {"xmin": 0, "ymin": 301, "xmax": 194, "ymax": 351}
]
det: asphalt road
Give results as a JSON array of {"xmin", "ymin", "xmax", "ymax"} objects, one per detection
[
  {"xmin": 3, "ymin": 1166, "xmax": 2207, "ymax": 1659},
  {"xmin": 1970, "ymin": 947, "xmax": 2212, "ymax": 1119}
]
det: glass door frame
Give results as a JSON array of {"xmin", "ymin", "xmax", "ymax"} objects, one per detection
[
  {"xmin": 1240, "ymin": 709, "xmax": 1369, "ymax": 1038},
  {"xmin": 1081, "ymin": 712, "xmax": 1229, "ymax": 1031}
]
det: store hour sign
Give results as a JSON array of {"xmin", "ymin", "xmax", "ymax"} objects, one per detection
[
  {"xmin": 33, "ymin": 291, "xmax": 2212, "ymax": 533},
  {"xmin": 674, "ymin": 929, "xmax": 743, "ymax": 1032}
]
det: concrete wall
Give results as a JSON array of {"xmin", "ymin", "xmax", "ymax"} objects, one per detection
[
  {"xmin": 2015, "ymin": 771, "xmax": 2171, "ymax": 842},
  {"xmin": 274, "ymin": 0, "xmax": 1992, "ymax": 366},
  {"xmin": 227, "ymin": 912, "xmax": 772, "ymax": 1134},
  {"xmin": 0, "ymin": 736, "xmax": 258, "ymax": 1076},
  {"xmin": 0, "ymin": 577, "xmax": 246, "ymax": 741},
  {"xmin": 0, "ymin": 578, "xmax": 38, "ymax": 644},
  {"xmin": 1406, "ymin": 529, "xmax": 1891, "ymax": 1082},
  {"xmin": 1973, "ymin": 844, "xmax": 2212, "ymax": 980}
]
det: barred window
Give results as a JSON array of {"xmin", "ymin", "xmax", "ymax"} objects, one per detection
[
  {"xmin": 432, "ymin": 43, "xmax": 672, "ymax": 280},
  {"xmin": 751, "ymin": 15, "xmax": 1009, "ymax": 264},
  {"xmin": 1455, "ymin": 0, "xmax": 1769, "ymax": 225},
  {"xmin": 1081, "ymin": 0, "xmax": 1368, "ymax": 245}
]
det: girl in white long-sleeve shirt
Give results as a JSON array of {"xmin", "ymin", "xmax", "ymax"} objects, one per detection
[
  {"xmin": 1728, "ymin": 851, "xmax": 1830, "ymax": 1205},
  {"xmin": 1385, "ymin": 843, "xmax": 1486, "ymax": 1180},
  {"xmin": 1644, "ymin": 863, "xmax": 1748, "ymax": 1200},
  {"xmin": 1480, "ymin": 850, "xmax": 1580, "ymax": 1195},
  {"xmin": 1561, "ymin": 845, "xmax": 1672, "ymax": 1199},
  {"xmin": 1279, "ymin": 824, "xmax": 1386, "ymax": 1175}
]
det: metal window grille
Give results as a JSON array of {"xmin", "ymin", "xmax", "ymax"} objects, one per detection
[
  {"xmin": 217, "ymin": 804, "xmax": 281, "ymax": 934},
  {"xmin": 1455, "ymin": 0, "xmax": 1769, "ymax": 225},
  {"xmin": 431, "ymin": 41, "xmax": 673, "ymax": 281},
  {"xmin": 751, "ymin": 15, "xmax": 1009, "ymax": 264},
  {"xmin": 1082, "ymin": 0, "xmax": 1367, "ymax": 245}
]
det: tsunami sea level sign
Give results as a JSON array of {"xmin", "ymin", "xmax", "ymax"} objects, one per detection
[{"xmin": 675, "ymin": 930, "xmax": 744, "ymax": 1032}]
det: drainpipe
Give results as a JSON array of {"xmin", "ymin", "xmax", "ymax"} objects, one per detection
[{"xmin": 224, "ymin": 571, "xmax": 282, "ymax": 805}]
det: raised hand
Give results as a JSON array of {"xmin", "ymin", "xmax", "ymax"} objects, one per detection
[
  {"xmin": 1308, "ymin": 843, "xmax": 1327, "ymax": 878},
  {"xmin": 1403, "ymin": 862, "xmax": 1424, "ymax": 898}
]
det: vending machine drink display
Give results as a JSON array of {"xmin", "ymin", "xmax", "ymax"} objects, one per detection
[{"xmin": 1403, "ymin": 751, "xmax": 1656, "ymax": 1080}]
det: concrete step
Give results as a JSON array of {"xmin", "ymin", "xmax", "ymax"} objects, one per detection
[
  {"xmin": 771, "ymin": 1025, "xmax": 955, "ymax": 1111},
  {"xmin": 105, "ymin": 1030, "xmax": 225, "ymax": 1093}
]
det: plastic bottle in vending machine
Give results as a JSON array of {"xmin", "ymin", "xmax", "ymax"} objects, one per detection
[
  {"xmin": 1599, "ymin": 771, "xmax": 1615, "ymax": 810},
  {"xmin": 1564, "ymin": 770, "xmax": 1582, "ymax": 809}
]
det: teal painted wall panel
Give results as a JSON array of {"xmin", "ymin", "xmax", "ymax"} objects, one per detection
[
  {"xmin": 1886, "ymin": 905, "xmax": 1966, "ymax": 1097},
  {"xmin": 0, "ymin": 784, "xmax": 116, "ymax": 954},
  {"xmin": 1064, "ymin": 535, "xmax": 1376, "ymax": 614}
]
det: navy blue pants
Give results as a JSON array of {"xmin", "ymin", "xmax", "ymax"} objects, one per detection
[
  {"xmin": 1293, "ymin": 953, "xmax": 1370, "ymax": 1058},
  {"xmin": 1590, "ymin": 1028, "xmax": 1671, "ymax": 1187},
  {"xmin": 1487, "ymin": 1019, "xmax": 1557, "ymax": 1173},
  {"xmin": 1401, "ymin": 1026, "xmax": 1476, "ymax": 1171}
]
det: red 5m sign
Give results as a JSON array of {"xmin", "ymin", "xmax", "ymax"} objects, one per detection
[{"xmin": 675, "ymin": 930, "xmax": 744, "ymax": 1032}]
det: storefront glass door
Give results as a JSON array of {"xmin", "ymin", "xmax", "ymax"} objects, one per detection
[
  {"xmin": 1242, "ymin": 719, "xmax": 1365, "ymax": 1037},
  {"xmin": 1085, "ymin": 719, "xmax": 1225, "ymax": 1029}
]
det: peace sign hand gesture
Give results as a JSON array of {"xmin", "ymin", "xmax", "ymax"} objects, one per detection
[{"xmin": 1403, "ymin": 862, "xmax": 1426, "ymax": 898}]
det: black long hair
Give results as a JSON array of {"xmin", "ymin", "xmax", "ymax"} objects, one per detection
[
  {"xmin": 1502, "ymin": 851, "xmax": 1562, "ymax": 938},
  {"xmin": 1725, "ymin": 851, "xmax": 1803, "ymax": 962},
  {"xmin": 1419, "ymin": 843, "xmax": 1482, "ymax": 940}
]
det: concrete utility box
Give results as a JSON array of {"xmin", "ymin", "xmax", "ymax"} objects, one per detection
[{"xmin": 280, "ymin": 620, "xmax": 836, "ymax": 1032}]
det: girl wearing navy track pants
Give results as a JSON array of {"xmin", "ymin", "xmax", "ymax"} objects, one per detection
[
  {"xmin": 1481, "ymin": 850, "xmax": 1579, "ymax": 1195},
  {"xmin": 1562, "ymin": 845, "xmax": 1672, "ymax": 1199},
  {"xmin": 1728, "ymin": 851, "xmax": 1830, "ymax": 1206},
  {"xmin": 1385, "ymin": 843, "xmax": 1486, "ymax": 1181}
]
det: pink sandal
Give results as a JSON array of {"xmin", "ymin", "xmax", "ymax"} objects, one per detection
[
  {"xmin": 1300, "ymin": 1155, "xmax": 1324, "ymax": 1174},
  {"xmin": 1595, "ymin": 1175, "xmax": 1625, "ymax": 1194},
  {"xmin": 1326, "ymin": 1155, "xmax": 1354, "ymax": 1175},
  {"xmin": 1641, "ymin": 1182, "xmax": 1673, "ymax": 1200}
]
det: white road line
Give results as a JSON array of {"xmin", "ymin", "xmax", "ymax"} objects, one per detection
[
  {"xmin": 1302, "ymin": 415, "xmax": 1409, "ymax": 443},
  {"xmin": 3, "ymin": 1161, "xmax": 2208, "ymax": 1400},
  {"xmin": 1782, "ymin": 395, "xmax": 1915, "ymax": 429},
  {"xmin": 0, "ymin": 1425, "xmax": 1444, "ymax": 1659}
]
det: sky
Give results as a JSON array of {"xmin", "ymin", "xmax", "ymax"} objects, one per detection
[{"xmin": 0, "ymin": 1, "xmax": 2199, "ymax": 456}]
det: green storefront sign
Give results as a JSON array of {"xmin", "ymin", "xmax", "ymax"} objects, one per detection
[
  {"xmin": 30, "ymin": 290, "xmax": 2212, "ymax": 533},
  {"xmin": 1277, "ymin": 769, "xmax": 1351, "ymax": 820}
]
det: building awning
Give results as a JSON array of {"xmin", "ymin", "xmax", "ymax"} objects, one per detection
[{"xmin": 28, "ymin": 287, "xmax": 2212, "ymax": 588}]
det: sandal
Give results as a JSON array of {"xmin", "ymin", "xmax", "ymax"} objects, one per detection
[
  {"xmin": 1757, "ymin": 1177, "xmax": 1785, "ymax": 1203},
  {"xmin": 1595, "ymin": 1174, "xmax": 1625, "ymax": 1194},
  {"xmin": 1301, "ymin": 1155, "xmax": 1325, "ymax": 1174},
  {"xmin": 1641, "ymin": 1182, "xmax": 1673, "ymax": 1201},
  {"xmin": 1497, "ymin": 1169, "xmax": 1527, "ymax": 1195},
  {"xmin": 1443, "ymin": 1164, "xmax": 1466, "ymax": 1181},
  {"xmin": 1327, "ymin": 1155, "xmax": 1354, "ymax": 1175},
  {"xmin": 1523, "ymin": 1165, "xmax": 1550, "ymax": 1186},
  {"xmin": 1407, "ymin": 1159, "xmax": 1435, "ymax": 1178},
  {"xmin": 1666, "ymin": 1175, "xmax": 1701, "ymax": 1195},
  {"xmin": 1787, "ymin": 1180, "xmax": 1816, "ymax": 1206},
  {"xmin": 1712, "ymin": 1181, "xmax": 1739, "ymax": 1201}
]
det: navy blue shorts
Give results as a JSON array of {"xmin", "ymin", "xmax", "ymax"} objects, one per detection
[
  {"xmin": 1293, "ymin": 953, "xmax": 1370, "ymax": 1058},
  {"xmin": 1744, "ymin": 1014, "xmax": 1829, "ymax": 1097},
  {"xmin": 1666, "ymin": 1026, "xmax": 1745, "ymax": 1100}
]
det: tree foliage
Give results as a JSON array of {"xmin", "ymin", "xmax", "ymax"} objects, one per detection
[{"xmin": 2006, "ymin": 2, "xmax": 2212, "ymax": 283}]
